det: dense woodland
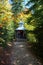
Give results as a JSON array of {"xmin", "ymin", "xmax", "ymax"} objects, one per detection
[{"xmin": 0, "ymin": 0, "xmax": 43, "ymax": 60}]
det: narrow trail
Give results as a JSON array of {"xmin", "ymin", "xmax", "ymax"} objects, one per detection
[{"xmin": 0, "ymin": 40, "xmax": 42, "ymax": 65}]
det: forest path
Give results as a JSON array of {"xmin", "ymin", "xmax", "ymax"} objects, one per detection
[{"xmin": 0, "ymin": 40, "xmax": 42, "ymax": 65}]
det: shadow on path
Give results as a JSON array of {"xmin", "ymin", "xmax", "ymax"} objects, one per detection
[{"xmin": 0, "ymin": 40, "xmax": 43, "ymax": 65}]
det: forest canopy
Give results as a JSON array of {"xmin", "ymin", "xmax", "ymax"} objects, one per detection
[{"xmin": 0, "ymin": 0, "xmax": 43, "ymax": 59}]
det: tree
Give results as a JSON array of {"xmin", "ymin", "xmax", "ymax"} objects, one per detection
[
  {"xmin": 0, "ymin": 0, "xmax": 15, "ymax": 46},
  {"xmin": 11, "ymin": 0, "xmax": 23, "ymax": 16},
  {"xmin": 26, "ymin": 0, "xmax": 43, "ymax": 58}
]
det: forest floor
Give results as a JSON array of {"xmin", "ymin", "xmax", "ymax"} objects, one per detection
[{"xmin": 0, "ymin": 40, "xmax": 43, "ymax": 65}]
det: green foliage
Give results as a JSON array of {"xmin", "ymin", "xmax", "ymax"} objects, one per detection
[
  {"xmin": 26, "ymin": 0, "xmax": 43, "ymax": 58},
  {"xmin": 27, "ymin": 33, "xmax": 37, "ymax": 43},
  {"xmin": 0, "ymin": 0, "xmax": 16, "ymax": 47},
  {"xmin": 6, "ymin": 21, "xmax": 15, "ymax": 41},
  {"xmin": 11, "ymin": 0, "xmax": 23, "ymax": 15},
  {"xmin": 0, "ymin": 23, "xmax": 7, "ymax": 47}
]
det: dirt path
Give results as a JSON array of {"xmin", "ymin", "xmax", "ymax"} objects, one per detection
[{"xmin": 0, "ymin": 41, "xmax": 42, "ymax": 65}]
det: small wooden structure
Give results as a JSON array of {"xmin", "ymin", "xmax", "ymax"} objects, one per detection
[{"xmin": 15, "ymin": 21, "xmax": 26, "ymax": 39}]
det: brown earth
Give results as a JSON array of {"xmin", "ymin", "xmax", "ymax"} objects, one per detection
[{"xmin": 0, "ymin": 40, "xmax": 43, "ymax": 65}]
